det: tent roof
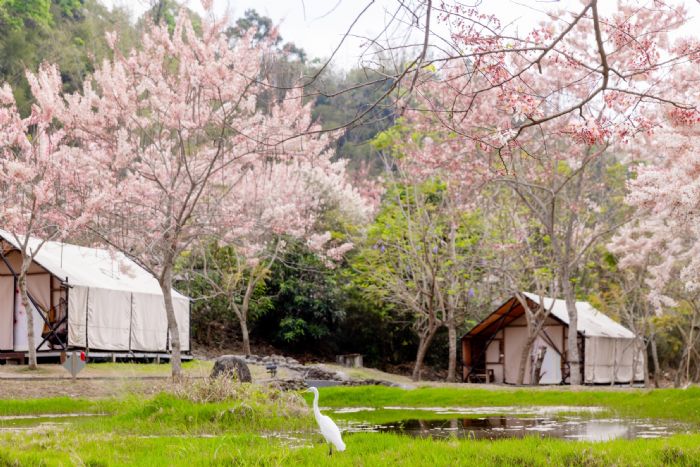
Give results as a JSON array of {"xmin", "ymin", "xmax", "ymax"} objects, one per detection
[
  {"xmin": 0, "ymin": 230, "xmax": 188, "ymax": 299},
  {"xmin": 464, "ymin": 292, "xmax": 634, "ymax": 339},
  {"xmin": 521, "ymin": 292, "xmax": 634, "ymax": 338}
]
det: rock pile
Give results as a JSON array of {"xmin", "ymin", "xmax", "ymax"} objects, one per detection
[{"xmin": 212, "ymin": 353, "xmax": 399, "ymax": 389}]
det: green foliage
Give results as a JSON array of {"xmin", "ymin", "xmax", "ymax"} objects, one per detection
[
  {"xmin": 312, "ymin": 67, "xmax": 397, "ymax": 170},
  {"xmin": 0, "ymin": 0, "xmax": 53, "ymax": 30},
  {"xmin": 227, "ymin": 9, "xmax": 280, "ymax": 46},
  {"xmin": 256, "ymin": 240, "xmax": 344, "ymax": 352},
  {"xmin": 333, "ymin": 285, "xmax": 417, "ymax": 368},
  {"xmin": 177, "ymin": 242, "xmax": 273, "ymax": 347},
  {"xmin": 350, "ymin": 179, "xmax": 485, "ymax": 316}
]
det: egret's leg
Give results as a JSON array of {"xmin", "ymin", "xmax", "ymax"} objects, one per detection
[{"xmin": 328, "ymin": 444, "xmax": 333, "ymax": 456}]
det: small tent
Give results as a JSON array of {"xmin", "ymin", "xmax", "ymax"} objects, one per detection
[
  {"xmin": 462, "ymin": 293, "xmax": 644, "ymax": 385},
  {"xmin": 0, "ymin": 231, "xmax": 190, "ymax": 355}
]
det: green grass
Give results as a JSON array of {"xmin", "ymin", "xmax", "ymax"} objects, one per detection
[
  {"xmin": 85, "ymin": 359, "xmax": 213, "ymax": 374},
  {"xmin": 1, "ymin": 431, "xmax": 700, "ymax": 466},
  {"xmin": 1, "ymin": 385, "xmax": 700, "ymax": 465},
  {"xmin": 0, "ymin": 397, "xmax": 115, "ymax": 416}
]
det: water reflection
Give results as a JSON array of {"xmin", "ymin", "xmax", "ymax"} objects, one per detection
[{"xmin": 346, "ymin": 416, "xmax": 683, "ymax": 441}]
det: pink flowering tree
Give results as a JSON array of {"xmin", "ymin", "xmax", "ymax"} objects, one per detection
[
  {"xmin": 392, "ymin": 1, "xmax": 700, "ymax": 385},
  {"xmin": 608, "ymin": 219, "xmax": 686, "ymax": 386},
  {"xmin": 33, "ymin": 7, "xmax": 281, "ymax": 378},
  {"xmin": 614, "ymin": 58, "xmax": 700, "ymax": 384},
  {"xmin": 0, "ymin": 66, "xmax": 101, "ymax": 369},
  {"xmin": 188, "ymin": 100, "xmax": 371, "ymax": 356},
  {"xmin": 38, "ymin": 5, "xmax": 371, "ymax": 378}
]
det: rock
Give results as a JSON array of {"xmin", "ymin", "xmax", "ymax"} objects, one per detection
[
  {"xmin": 271, "ymin": 379, "xmax": 308, "ymax": 391},
  {"xmin": 210, "ymin": 355, "xmax": 252, "ymax": 382},
  {"xmin": 341, "ymin": 378, "xmax": 393, "ymax": 387},
  {"xmin": 300, "ymin": 366, "xmax": 338, "ymax": 380}
]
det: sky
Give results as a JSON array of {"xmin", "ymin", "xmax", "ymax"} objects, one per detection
[
  {"xmin": 107, "ymin": 0, "xmax": 410, "ymax": 69},
  {"xmin": 103, "ymin": 1, "xmax": 700, "ymax": 70}
]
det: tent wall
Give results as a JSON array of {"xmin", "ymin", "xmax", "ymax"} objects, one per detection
[
  {"xmin": 87, "ymin": 288, "xmax": 132, "ymax": 350},
  {"xmin": 491, "ymin": 321, "xmax": 567, "ymax": 385},
  {"xmin": 13, "ymin": 291, "xmax": 50, "ymax": 351},
  {"xmin": 129, "ymin": 293, "xmax": 168, "ymax": 351},
  {"xmin": 504, "ymin": 326, "xmax": 528, "ymax": 384},
  {"xmin": 174, "ymin": 296, "xmax": 190, "ymax": 352},
  {"xmin": 0, "ymin": 276, "xmax": 13, "ymax": 350},
  {"xmin": 584, "ymin": 336, "xmax": 644, "ymax": 383},
  {"xmin": 68, "ymin": 287, "xmax": 190, "ymax": 352},
  {"xmin": 485, "ymin": 331, "xmax": 504, "ymax": 383},
  {"xmin": 67, "ymin": 286, "xmax": 88, "ymax": 347}
]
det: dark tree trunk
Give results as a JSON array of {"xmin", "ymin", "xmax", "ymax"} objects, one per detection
[{"xmin": 412, "ymin": 325, "xmax": 439, "ymax": 381}]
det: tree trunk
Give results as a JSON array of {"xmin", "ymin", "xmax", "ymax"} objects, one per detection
[
  {"xmin": 640, "ymin": 338, "xmax": 649, "ymax": 388},
  {"xmin": 239, "ymin": 315, "xmax": 251, "ymax": 356},
  {"xmin": 533, "ymin": 346, "xmax": 546, "ymax": 384},
  {"xmin": 685, "ymin": 326, "xmax": 694, "ymax": 384},
  {"xmin": 236, "ymin": 276, "xmax": 256, "ymax": 357},
  {"xmin": 159, "ymin": 265, "xmax": 182, "ymax": 381},
  {"xmin": 18, "ymin": 270, "xmax": 38, "ymax": 370},
  {"xmin": 446, "ymin": 320, "xmax": 457, "ymax": 382},
  {"xmin": 517, "ymin": 334, "xmax": 537, "ymax": 385},
  {"xmin": 650, "ymin": 333, "xmax": 660, "ymax": 388},
  {"xmin": 412, "ymin": 325, "xmax": 438, "ymax": 381},
  {"xmin": 561, "ymin": 279, "xmax": 582, "ymax": 385}
]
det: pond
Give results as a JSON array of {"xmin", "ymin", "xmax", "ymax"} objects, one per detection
[
  {"xmin": 331, "ymin": 406, "xmax": 688, "ymax": 442},
  {"xmin": 0, "ymin": 413, "xmax": 103, "ymax": 433}
]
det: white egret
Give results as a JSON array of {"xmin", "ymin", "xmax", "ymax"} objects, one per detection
[{"xmin": 307, "ymin": 386, "xmax": 346, "ymax": 455}]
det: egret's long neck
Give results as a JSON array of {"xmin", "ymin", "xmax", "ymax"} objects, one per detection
[{"xmin": 312, "ymin": 390, "xmax": 321, "ymax": 418}]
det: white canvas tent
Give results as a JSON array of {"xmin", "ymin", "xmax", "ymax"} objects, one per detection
[
  {"xmin": 462, "ymin": 293, "xmax": 644, "ymax": 384},
  {"xmin": 0, "ymin": 231, "xmax": 190, "ymax": 354}
]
